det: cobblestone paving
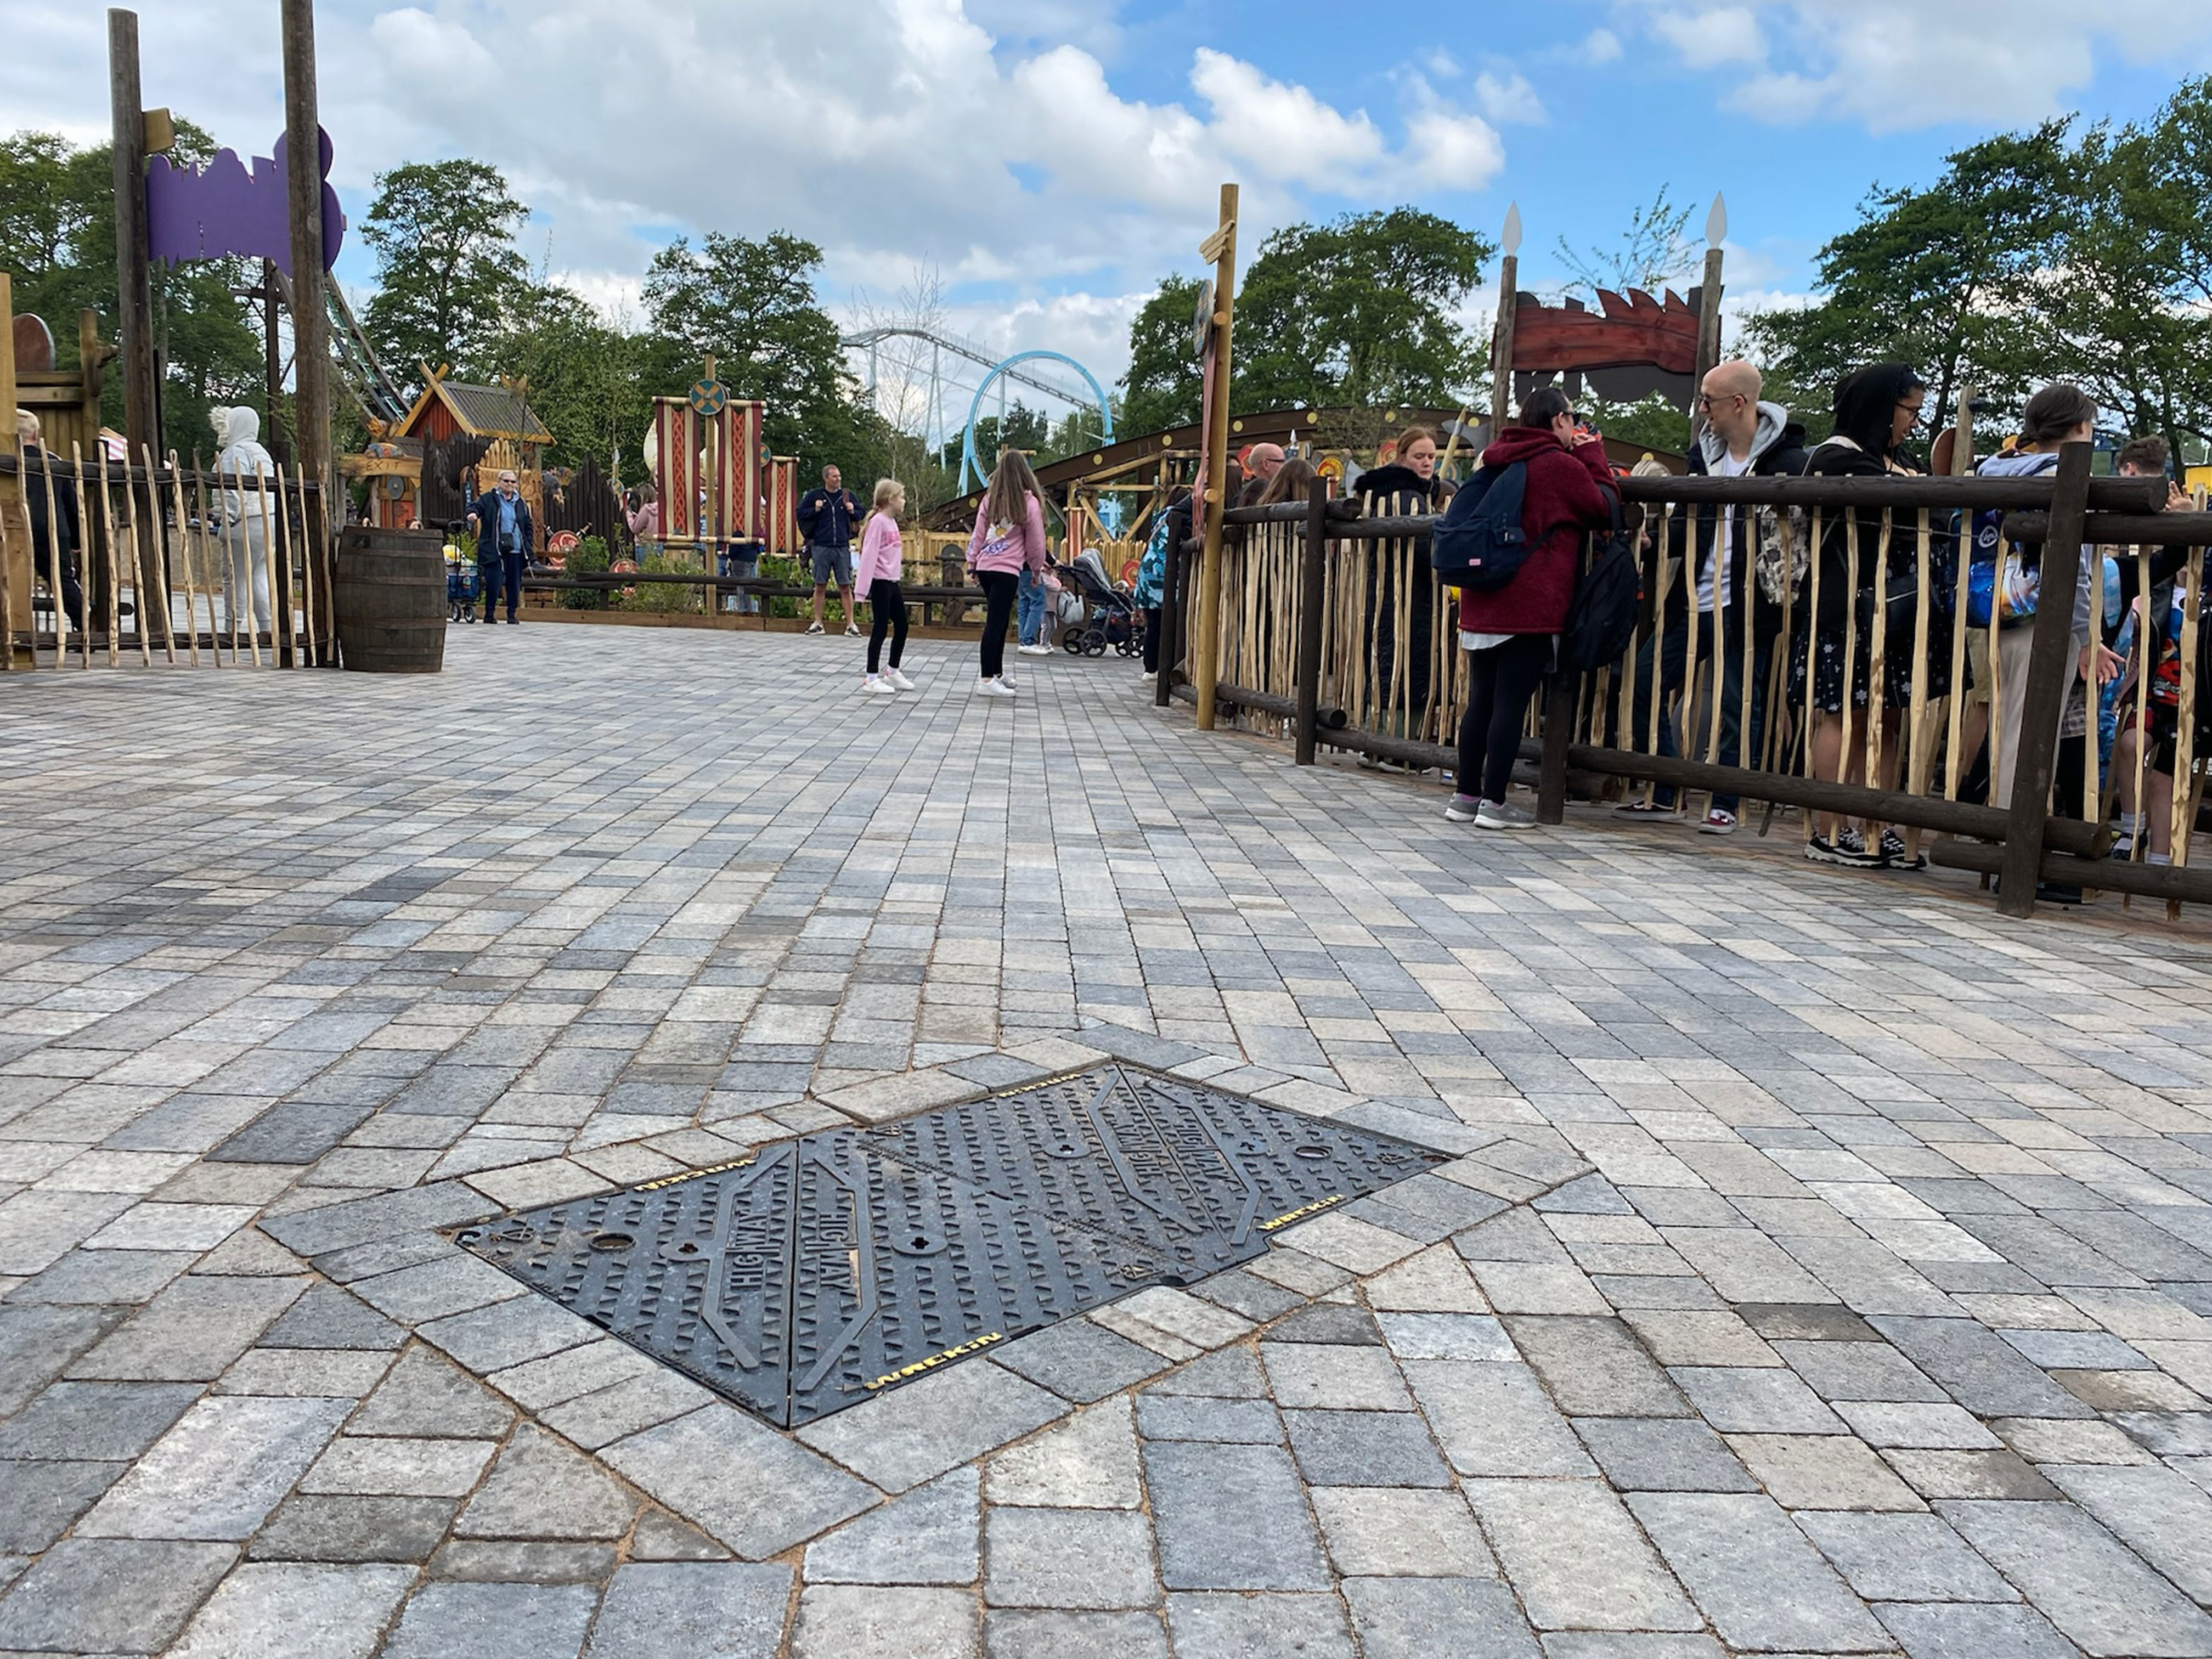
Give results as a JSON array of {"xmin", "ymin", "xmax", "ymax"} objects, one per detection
[{"xmin": 4, "ymin": 625, "xmax": 2212, "ymax": 1657}]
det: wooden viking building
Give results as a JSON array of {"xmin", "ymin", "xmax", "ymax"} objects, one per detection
[{"xmin": 343, "ymin": 366, "xmax": 553, "ymax": 541}]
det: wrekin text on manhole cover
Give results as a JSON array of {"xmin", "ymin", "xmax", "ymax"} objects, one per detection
[{"xmin": 453, "ymin": 1064, "xmax": 1447, "ymax": 1425}]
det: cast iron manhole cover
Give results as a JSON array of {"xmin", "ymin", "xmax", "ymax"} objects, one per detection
[{"xmin": 454, "ymin": 1064, "xmax": 1448, "ymax": 1425}]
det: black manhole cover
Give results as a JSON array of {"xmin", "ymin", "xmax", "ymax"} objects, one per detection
[{"xmin": 456, "ymin": 1064, "xmax": 1447, "ymax": 1426}]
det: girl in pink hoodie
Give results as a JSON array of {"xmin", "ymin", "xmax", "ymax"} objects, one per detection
[
  {"xmin": 967, "ymin": 450, "xmax": 1049, "ymax": 697},
  {"xmin": 856, "ymin": 478, "xmax": 914, "ymax": 695}
]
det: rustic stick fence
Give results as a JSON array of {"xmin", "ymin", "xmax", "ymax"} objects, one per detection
[
  {"xmin": 1164, "ymin": 450, "xmax": 2212, "ymax": 919},
  {"xmin": 2, "ymin": 448, "xmax": 334, "ymax": 669}
]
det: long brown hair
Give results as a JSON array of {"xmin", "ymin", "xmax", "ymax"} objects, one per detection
[
  {"xmin": 1257, "ymin": 457, "xmax": 1318, "ymax": 506},
  {"xmin": 983, "ymin": 449, "xmax": 1041, "ymax": 531}
]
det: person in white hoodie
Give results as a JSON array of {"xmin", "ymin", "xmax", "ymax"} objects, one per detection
[{"xmin": 212, "ymin": 405, "xmax": 276, "ymax": 634}]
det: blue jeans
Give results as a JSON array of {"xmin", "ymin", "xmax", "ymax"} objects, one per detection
[
  {"xmin": 480, "ymin": 549, "xmax": 523, "ymax": 622},
  {"xmin": 1018, "ymin": 567, "xmax": 1047, "ymax": 646},
  {"xmin": 1628, "ymin": 604, "xmax": 1764, "ymax": 814}
]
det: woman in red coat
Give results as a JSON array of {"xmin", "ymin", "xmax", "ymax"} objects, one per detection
[{"xmin": 1447, "ymin": 386, "xmax": 1618, "ymax": 828}]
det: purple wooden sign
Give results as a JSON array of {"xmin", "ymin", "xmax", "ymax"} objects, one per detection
[{"xmin": 145, "ymin": 127, "xmax": 345, "ymax": 276}]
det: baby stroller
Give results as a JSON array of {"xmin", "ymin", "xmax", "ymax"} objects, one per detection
[
  {"xmin": 444, "ymin": 522, "xmax": 479, "ymax": 622},
  {"xmin": 1057, "ymin": 549, "xmax": 1140, "ymax": 657}
]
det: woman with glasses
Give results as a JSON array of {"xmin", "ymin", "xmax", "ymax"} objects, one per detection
[{"xmin": 1795, "ymin": 364, "xmax": 1947, "ymax": 868}]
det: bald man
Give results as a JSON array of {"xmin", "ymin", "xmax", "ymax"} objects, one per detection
[
  {"xmin": 1620, "ymin": 359, "xmax": 1808, "ymax": 832},
  {"xmin": 1238, "ymin": 443, "xmax": 1286, "ymax": 506}
]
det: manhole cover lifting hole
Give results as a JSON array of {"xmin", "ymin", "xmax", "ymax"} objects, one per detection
[{"xmin": 456, "ymin": 1064, "xmax": 1446, "ymax": 1427}]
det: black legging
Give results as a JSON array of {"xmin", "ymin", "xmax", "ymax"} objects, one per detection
[
  {"xmin": 1456, "ymin": 633, "xmax": 1552, "ymax": 802},
  {"xmin": 977, "ymin": 569, "xmax": 1018, "ymax": 679},
  {"xmin": 867, "ymin": 578, "xmax": 907, "ymax": 673},
  {"xmin": 1142, "ymin": 607, "xmax": 1162, "ymax": 673}
]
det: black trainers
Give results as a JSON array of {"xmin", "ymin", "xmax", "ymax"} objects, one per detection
[
  {"xmin": 1879, "ymin": 830, "xmax": 1927, "ymax": 871},
  {"xmin": 1806, "ymin": 830, "xmax": 1883, "ymax": 868}
]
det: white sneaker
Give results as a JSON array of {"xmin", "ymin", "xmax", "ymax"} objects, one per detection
[
  {"xmin": 976, "ymin": 677, "xmax": 1017, "ymax": 698},
  {"xmin": 885, "ymin": 667, "xmax": 916, "ymax": 691},
  {"xmin": 1018, "ymin": 642, "xmax": 1051, "ymax": 656},
  {"xmin": 844, "ymin": 623, "xmax": 861, "ymax": 636},
  {"xmin": 804, "ymin": 621, "xmax": 825, "ymax": 635},
  {"xmin": 862, "ymin": 675, "xmax": 899, "ymax": 696}
]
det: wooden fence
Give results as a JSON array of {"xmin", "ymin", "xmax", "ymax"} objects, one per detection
[
  {"xmin": 1163, "ymin": 449, "xmax": 2212, "ymax": 918},
  {"xmin": 2, "ymin": 447, "xmax": 334, "ymax": 669}
]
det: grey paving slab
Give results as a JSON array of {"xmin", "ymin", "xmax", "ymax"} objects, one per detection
[
  {"xmin": 1465, "ymin": 1479, "xmax": 1701, "ymax": 1632},
  {"xmin": 0, "ymin": 1379, "xmax": 200, "ymax": 1461},
  {"xmin": 791, "ymin": 1583, "xmax": 980, "ymax": 1659},
  {"xmin": 795, "ymin": 1363, "xmax": 1068, "ymax": 1493},
  {"xmin": 1628, "ymin": 1491, "xmax": 1894, "ymax": 1652},
  {"xmin": 1165, "ymin": 1590, "xmax": 1355, "ymax": 1659},
  {"xmin": 601, "ymin": 1406, "xmax": 875, "ymax": 1559},
  {"xmin": 0, "ymin": 1536, "xmax": 235, "ymax": 1655},
  {"xmin": 1142, "ymin": 1439, "xmax": 1330, "ymax": 1590},
  {"xmin": 78, "ymin": 1393, "xmax": 352, "ymax": 1540},
  {"xmin": 167, "ymin": 1561, "xmax": 415, "ymax": 1659},
  {"xmin": 1793, "ymin": 1511, "xmax": 2018, "ymax": 1603},
  {"xmin": 1340, "ymin": 1577, "xmax": 1541, "ymax": 1659},
  {"xmin": 984, "ymin": 1506, "xmax": 1156, "ymax": 1609},
  {"xmin": 1942, "ymin": 1497, "xmax": 2212, "ymax": 1656},
  {"xmin": 583, "ymin": 1562, "xmax": 791, "ymax": 1659},
  {"xmin": 983, "ymin": 1609, "xmax": 1169, "ymax": 1659},
  {"xmin": 806, "ymin": 1468, "xmax": 979, "ymax": 1584},
  {"xmin": 377, "ymin": 1580, "xmax": 600, "ymax": 1659}
]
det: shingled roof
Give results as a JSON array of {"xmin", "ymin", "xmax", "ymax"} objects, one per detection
[{"xmin": 399, "ymin": 372, "xmax": 554, "ymax": 443}]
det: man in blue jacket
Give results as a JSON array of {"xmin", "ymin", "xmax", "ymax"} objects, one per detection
[
  {"xmin": 796, "ymin": 464, "xmax": 860, "ymax": 636},
  {"xmin": 468, "ymin": 469, "xmax": 534, "ymax": 625}
]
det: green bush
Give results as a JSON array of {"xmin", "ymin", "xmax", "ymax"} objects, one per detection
[
  {"xmin": 565, "ymin": 534, "xmax": 610, "ymax": 610},
  {"xmin": 614, "ymin": 554, "xmax": 704, "ymax": 615}
]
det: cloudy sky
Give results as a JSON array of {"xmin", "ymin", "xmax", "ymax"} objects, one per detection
[{"xmin": 8, "ymin": 0, "xmax": 2210, "ymax": 431}]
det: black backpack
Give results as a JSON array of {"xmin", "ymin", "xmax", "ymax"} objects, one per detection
[
  {"xmin": 1560, "ymin": 492, "xmax": 1638, "ymax": 675},
  {"xmin": 1430, "ymin": 461, "xmax": 1532, "ymax": 591}
]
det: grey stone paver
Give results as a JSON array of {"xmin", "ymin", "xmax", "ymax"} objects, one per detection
[{"xmin": 10, "ymin": 630, "xmax": 2212, "ymax": 1654}]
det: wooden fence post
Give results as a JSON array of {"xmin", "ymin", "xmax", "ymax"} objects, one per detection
[
  {"xmin": 1537, "ymin": 674, "xmax": 1574, "ymax": 823},
  {"xmin": 1995, "ymin": 439, "xmax": 2093, "ymax": 916},
  {"xmin": 1193, "ymin": 184, "xmax": 1238, "ymax": 731},
  {"xmin": 1294, "ymin": 478, "xmax": 1328, "ymax": 764}
]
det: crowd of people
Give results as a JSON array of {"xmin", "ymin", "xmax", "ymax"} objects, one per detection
[{"xmin": 1410, "ymin": 358, "xmax": 2203, "ymax": 901}]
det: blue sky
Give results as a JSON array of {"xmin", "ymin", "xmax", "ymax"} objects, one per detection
[{"xmin": 8, "ymin": 0, "xmax": 2210, "ymax": 428}]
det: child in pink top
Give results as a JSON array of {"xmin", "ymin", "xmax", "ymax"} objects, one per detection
[
  {"xmin": 967, "ymin": 450, "xmax": 1049, "ymax": 696},
  {"xmin": 857, "ymin": 479, "xmax": 914, "ymax": 695}
]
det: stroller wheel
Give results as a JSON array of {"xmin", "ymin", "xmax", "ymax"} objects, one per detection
[
  {"xmin": 1060, "ymin": 631, "xmax": 1085, "ymax": 654},
  {"xmin": 1084, "ymin": 631, "xmax": 1108, "ymax": 657}
]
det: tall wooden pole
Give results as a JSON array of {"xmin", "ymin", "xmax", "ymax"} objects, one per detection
[
  {"xmin": 109, "ymin": 10, "xmax": 157, "ymax": 459},
  {"xmin": 1692, "ymin": 193, "xmax": 1728, "ymax": 396},
  {"xmin": 1996, "ymin": 441, "xmax": 2093, "ymax": 917},
  {"xmin": 0, "ymin": 272, "xmax": 21, "ymax": 667},
  {"xmin": 1491, "ymin": 202, "xmax": 1521, "ymax": 437},
  {"xmin": 282, "ymin": 0, "xmax": 334, "ymax": 657},
  {"xmin": 1193, "ymin": 183, "xmax": 1238, "ymax": 731}
]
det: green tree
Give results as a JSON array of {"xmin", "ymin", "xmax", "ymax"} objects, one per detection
[
  {"xmin": 2042, "ymin": 81, "xmax": 2212, "ymax": 455},
  {"xmin": 1742, "ymin": 123, "xmax": 2074, "ymax": 432},
  {"xmin": 641, "ymin": 230, "xmax": 867, "ymax": 475},
  {"xmin": 1119, "ymin": 274, "xmax": 1205, "ymax": 436},
  {"xmin": 1232, "ymin": 208, "xmax": 1491, "ymax": 421},
  {"xmin": 359, "ymin": 159, "xmax": 529, "ymax": 386},
  {"xmin": 488, "ymin": 282, "xmax": 648, "ymax": 471},
  {"xmin": 936, "ymin": 398, "xmax": 1049, "ymax": 473}
]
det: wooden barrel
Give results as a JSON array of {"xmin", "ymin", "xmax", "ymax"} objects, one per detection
[{"xmin": 334, "ymin": 526, "xmax": 446, "ymax": 673}]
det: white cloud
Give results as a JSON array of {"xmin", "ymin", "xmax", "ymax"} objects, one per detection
[
  {"xmin": 1581, "ymin": 27, "xmax": 1625, "ymax": 64},
  {"xmin": 1404, "ymin": 110, "xmax": 1508, "ymax": 192},
  {"xmin": 1628, "ymin": 1, "xmax": 2212, "ymax": 132},
  {"xmin": 1474, "ymin": 70, "xmax": 1548, "ymax": 126},
  {"xmin": 1189, "ymin": 49, "xmax": 1389, "ymax": 187},
  {"xmin": 1650, "ymin": 7, "xmax": 1766, "ymax": 68}
]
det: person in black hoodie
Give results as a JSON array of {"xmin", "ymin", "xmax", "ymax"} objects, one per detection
[
  {"xmin": 1356, "ymin": 426, "xmax": 1453, "ymax": 765},
  {"xmin": 1793, "ymin": 363, "xmax": 1942, "ymax": 868},
  {"xmin": 1620, "ymin": 361, "xmax": 1807, "ymax": 833},
  {"xmin": 15, "ymin": 409, "xmax": 84, "ymax": 634}
]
